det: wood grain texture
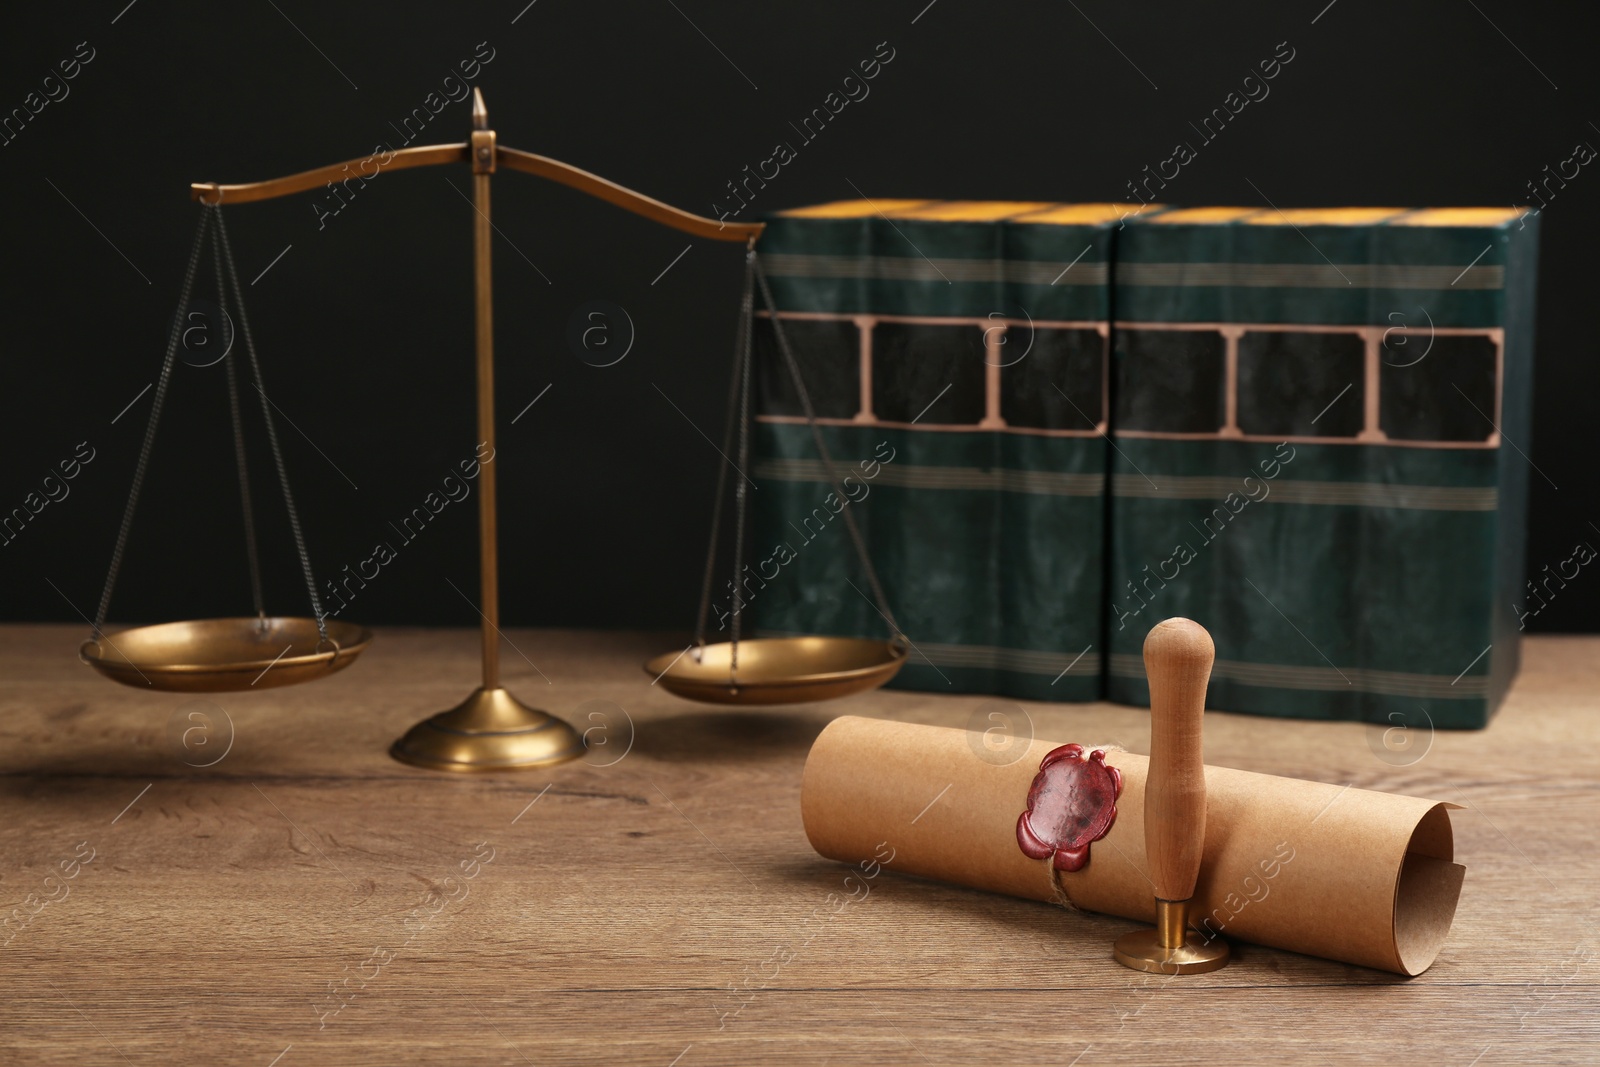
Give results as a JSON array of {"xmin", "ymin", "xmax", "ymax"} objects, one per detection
[
  {"xmin": 1141, "ymin": 618, "xmax": 1214, "ymax": 903},
  {"xmin": 1, "ymin": 623, "xmax": 1597, "ymax": 1065}
]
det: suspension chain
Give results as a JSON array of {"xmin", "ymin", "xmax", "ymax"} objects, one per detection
[
  {"xmin": 91, "ymin": 206, "xmax": 214, "ymax": 637},
  {"xmin": 727, "ymin": 246, "xmax": 758, "ymax": 678},
  {"xmin": 693, "ymin": 247, "xmax": 756, "ymax": 654},
  {"xmin": 213, "ymin": 209, "xmax": 329, "ymax": 641},
  {"xmin": 751, "ymin": 252, "xmax": 903, "ymax": 642},
  {"xmin": 210, "ymin": 221, "xmax": 267, "ymax": 624}
]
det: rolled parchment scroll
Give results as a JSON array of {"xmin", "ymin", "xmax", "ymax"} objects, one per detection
[{"xmin": 801, "ymin": 716, "xmax": 1464, "ymax": 975}]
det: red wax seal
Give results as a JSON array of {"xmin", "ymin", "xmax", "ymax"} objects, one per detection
[{"xmin": 1016, "ymin": 744, "xmax": 1122, "ymax": 873}]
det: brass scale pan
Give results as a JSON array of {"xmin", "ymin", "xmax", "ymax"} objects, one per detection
[
  {"xmin": 82, "ymin": 617, "xmax": 371, "ymax": 693},
  {"xmin": 645, "ymin": 636, "xmax": 907, "ymax": 706}
]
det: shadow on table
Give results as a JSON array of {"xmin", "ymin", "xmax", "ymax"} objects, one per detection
[
  {"xmin": 765, "ymin": 852, "xmax": 1133, "ymax": 936},
  {"xmin": 762, "ymin": 855, "xmax": 1401, "ymax": 983},
  {"xmin": 632, "ymin": 708, "xmax": 828, "ymax": 763}
]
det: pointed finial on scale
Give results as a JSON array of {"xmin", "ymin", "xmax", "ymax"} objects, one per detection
[{"xmin": 469, "ymin": 87, "xmax": 495, "ymax": 173}]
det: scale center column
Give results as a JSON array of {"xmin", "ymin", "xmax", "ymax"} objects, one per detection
[
  {"xmin": 472, "ymin": 106, "xmax": 501, "ymax": 690},
  {"xmin": 388, "ymin": 89, "xmax": 585, "ymax": 772}
]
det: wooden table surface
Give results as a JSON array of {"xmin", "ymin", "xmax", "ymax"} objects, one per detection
[{"xmin": 1, "ymin": 623, "xmax": 1596, "ymax": 1065}]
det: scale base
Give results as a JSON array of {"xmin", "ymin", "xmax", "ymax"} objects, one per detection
[
  {"xmin": 390, "ymin": 687, "xmax": 585, "ymax": 772},
  {"xmin": 1113, "ymin": 899, "xmax": 1231, "ymax": 974}
]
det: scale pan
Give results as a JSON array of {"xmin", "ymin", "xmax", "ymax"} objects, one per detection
[
  {"xmin": 80, "ymin": 617, "xmax": 372, "ymax": 693},
  {"xmin": 645, "ymin": 636, "xmax": 908, "ymax": 706}
]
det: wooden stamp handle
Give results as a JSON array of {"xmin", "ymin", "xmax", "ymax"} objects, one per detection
[{"xmin": 1142, "ymin": 618, "xmax": 1214, "ymax": 903}]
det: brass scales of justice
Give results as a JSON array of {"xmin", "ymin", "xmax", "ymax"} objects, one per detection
[{"xmin": 78, "ymin": 89, "xmax": 908, "ymax": 772}]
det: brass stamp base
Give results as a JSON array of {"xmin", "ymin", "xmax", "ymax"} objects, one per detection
[
  {"xmin": 1113, "ymin": 898, "xmax": 1231, "ymax": 975},
  {"xmin": 390, "ymin": 687, "xmax": 584, "ymax": 772}
]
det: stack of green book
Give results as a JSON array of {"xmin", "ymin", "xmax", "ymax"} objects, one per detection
[{"xmin": 748, "ymin": 200, "xmax": 1537, "ymax": 728}]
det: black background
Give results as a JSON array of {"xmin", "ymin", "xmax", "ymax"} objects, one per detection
[{"xmin": 2, "ymin": 0, "xmax": 1596, "ymax": 633}]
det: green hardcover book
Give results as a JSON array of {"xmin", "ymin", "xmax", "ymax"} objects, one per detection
[
  {"xmin": 749, "ymin": 200, "xmax": 1121, "ymax": 699},
  {"xmin": 1106, "ymin": 206, "xmax": 1539, "ymax": 728}
]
